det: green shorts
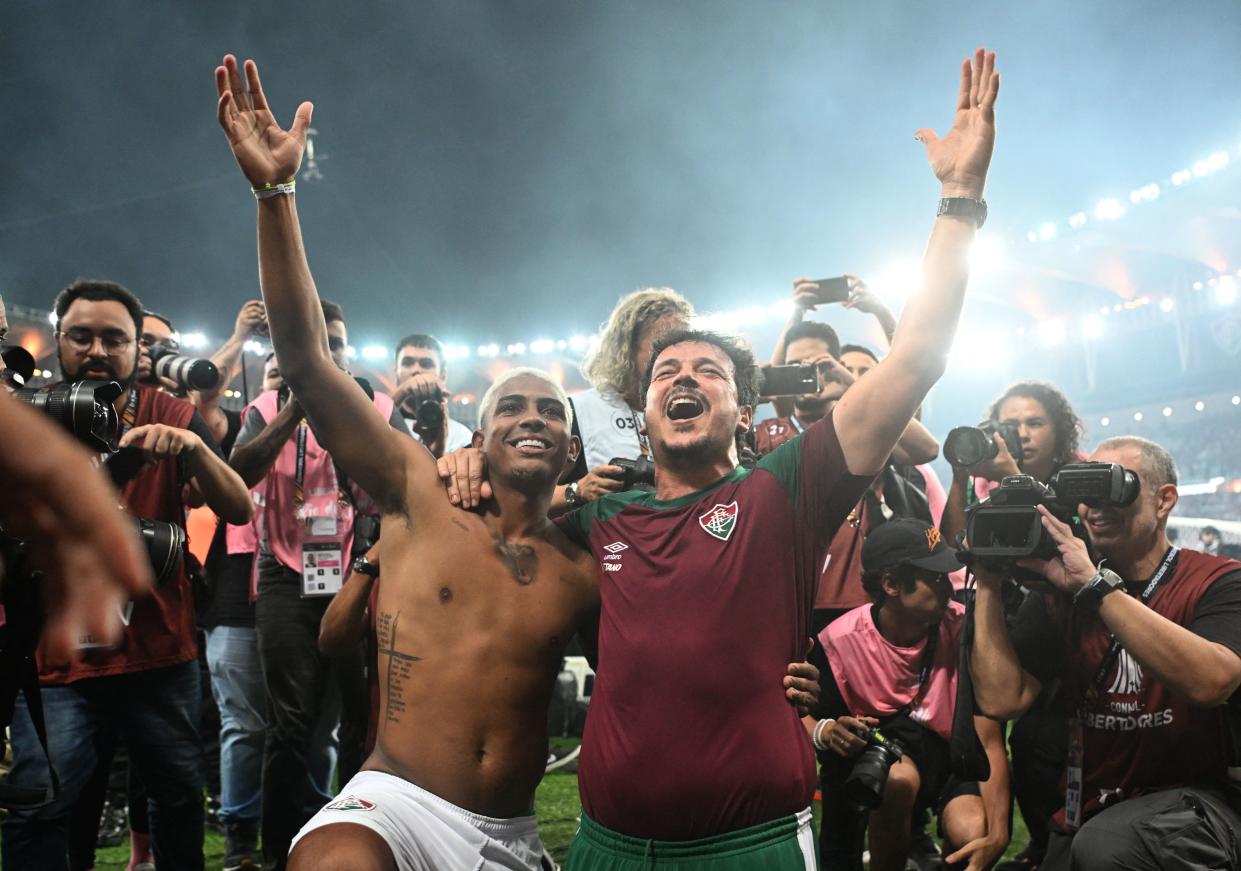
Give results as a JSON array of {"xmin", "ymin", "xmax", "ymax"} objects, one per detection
[{"xmin": 564, "ymin": 808, "xmax": 816, "ymax": 870}]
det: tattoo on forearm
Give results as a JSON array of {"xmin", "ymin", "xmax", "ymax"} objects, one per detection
[
  {"xmin": 376, "ymin": 610, "xmax": 421, "ymax": 730},
  {"xmin": 491, "ymin": 532, "xmax": 538, "ymax": 585}
]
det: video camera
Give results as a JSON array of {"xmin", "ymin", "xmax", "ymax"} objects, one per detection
[
  {"xmin": 10, "ymin": 379, "xmax": 187, "ymax": 585},
  {"xmin": 146, "ymin": 341, "xmax": 219, "ymax": 392},
  {"xmin": 943, "ymin": 420, "xmax": 1022, "ymax": 469},
  {"xmin": 609, "ymin": 455, "xmax": 656, "ymax": 490},
  {"xmin": 964, "ymin": 461, "xmax": 1139, "ymax": 564}
]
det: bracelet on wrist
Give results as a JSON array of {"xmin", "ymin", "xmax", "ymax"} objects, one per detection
[
  {"xmin": 252, "ymin": 179, "xmax": 297, "ymax": 200},
  {"xmin": 812, "ymin": 718, "xmax": 835, "ymax": 752}
]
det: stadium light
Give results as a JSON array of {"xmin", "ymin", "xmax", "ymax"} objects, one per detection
[
  {"xmin": 181, "ymin": 331, "xmax": 209, "ymax": 350},
  {"xmin": 1159, "ymin": 297, "xmax": 1176, "ymax": 313},
  {"xmin": 1093, "ymin": 198, "xmax": 1125, "ymax": 221},
  {"xmin": 1195, "ymin": 401, "xmax": 1206, "ymax": 412},
  {"xmin": 1068, "ymin": 212, "xmax": 1088, "ymax": 228},
  {"xmin": 530, "ymin": 339, "xmax": 556, "ymax": 354},
  {"xmin": 1038, "ymin": 223, "xmax": 1057, "ymax": 241},
  {"xmin": 48, "ymin": 311, "xmax": 58, "ymax": 325},
  {"xmin": 568, "ymin": 335, "xmax": 588, "ymax": 352},
  {"xmin": 361, "ymin": 344, "xmax": 388, "ymax": 361},
  {"xmin": 1162, "ymin": 407, "xmax": 1173, "ymax": 417},
  {"xmin": 1100, "ymin": 417, "xmax": 1110, "ymax": 427},
  {"xmin": 1081, "ymin": 315, "xmax": 1104, "ymax": 339},
  {"xmin": 243, "ymin": 340, "xmax": 265, "ymax": 355},
  {"xmin": 345, "ymin": 346, "xmax": 358, "ymax": 360},
  {"xmin": 1233, "ymin": 395, "xmax": 1241, "ymax": 406},
  {"xmin": 1133, "ymin": 411, "xmax": 1143, "ymax": 422},
  {"xmin": 1216, "ymin": 276, "xmax": 1238, "ymax": 305},
  {"xmin": 970, "ymin": 236, "xmax": 1005, "ymax": 273}
]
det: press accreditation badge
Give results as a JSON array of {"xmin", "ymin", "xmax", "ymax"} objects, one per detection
[
  {"xmin": 301, "ymin": 543, "xmax": 344, "ymax": 598},
  {"xmin": 1065, "ymin": 714, "xmax": 1084, "ymax": 830}
]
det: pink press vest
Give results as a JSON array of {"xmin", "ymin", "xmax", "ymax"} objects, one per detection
[{"xmin": 245, "ymin": 389, "xmax": 394, "ymax": 589}]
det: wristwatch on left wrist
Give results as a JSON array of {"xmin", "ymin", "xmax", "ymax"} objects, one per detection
[
  {"xmin": 1073, "ymin": 566, "xmax": 1123, "ymax": 611},
  {"xmin": 938, "ymin": 196, "xmax": 988, "ymax": 229},
  {"xmin": 351, "ymin": 555, "xmax": 380, "ymax": 579},
  {"xmin": 564, "ymin": 481, "xmax": 583, "ymax": 509}
]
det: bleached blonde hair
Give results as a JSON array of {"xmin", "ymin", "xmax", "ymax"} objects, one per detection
[
  {"xmin": 479, "ymin": 367, "xmax": 573, "ymax": 431},
  {"xmin": 581, "ymin": 287, "xmax": 694, "ymax": 399}
]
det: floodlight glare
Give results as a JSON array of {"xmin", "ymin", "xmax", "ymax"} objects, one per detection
[
  {"xmin": 361, "ymin": 344, "xmax": 388, "ymax": 361},
  {"xmin": 1081, "ymin": 315, "xmax": 1104, "ymax": 339},
  {"xmin": 1037, "ymin": 318, "xmax": 1066, "ymax": 347},
  {"xmin": 1159, "ymin": 297, "xmax": 1176, "ymax": 313},
  {"xmin": 1162, "ymin": 407, "xmax": 1173, "ymax": 417},
  {"xmin": 1068, "ymin": 212, "xmax": 1088, "ymax": 228},
  {"xmin": 1134, "ymin": 412, "xmax": 1143, "ymax": 421},
  {"xmin": 1093, "ymin": 198, "xmax": 1125, "ymax": 221},
  {"xmin": 1038, "ymin": 223, "xmax": 1057, "ymax": 241},
  {"xmin": 1100, "ymin": 417, "xmax": 1110, "ymax": 427},
  {"xmin": 1215, "ymin": 277, "xmax": 1238, "ymax": 305},
  {"xmin": 181, "ymin": 331, "xmax": 209, "ymax": 350},
  {"xmin": 1195, "ymin": 401, "xmax": 1205, "ymax": 412}
]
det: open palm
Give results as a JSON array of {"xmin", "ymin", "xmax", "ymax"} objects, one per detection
[
  {"xmin": 215, "ymin": 54, "xmax": 312, "ymax": 187},
  {"xmin": 917, "ymin": 49, "xmax": 999, "ymax": 199}
]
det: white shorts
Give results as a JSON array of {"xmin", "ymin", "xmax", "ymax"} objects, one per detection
[{"xmin": 291, "ymin": 770, "xmax": 549, "ymax": 871}]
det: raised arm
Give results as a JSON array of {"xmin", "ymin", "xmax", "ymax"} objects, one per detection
[
  {"xmin": 194, "ymin": 299, "xmax": 266, "ymax": 445},
  {"xmin": 768, "ymin": 279, "xmax": 820, "ymax": 418},
  {"xmin": 215, "ymin": 55, "xmax": 417, "ymax": 511},
  {"xmin": 971, "ymin": 566, "xmax": 1042, "ymax": 720},
  {"xmin": 834, "ymin": 49, "xmax": 999, "ymax": 475}
]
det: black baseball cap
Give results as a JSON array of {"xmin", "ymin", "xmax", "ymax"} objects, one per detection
[{"xmin": 861, "ymin": 518, "xmax": 963, "ymax": 575}]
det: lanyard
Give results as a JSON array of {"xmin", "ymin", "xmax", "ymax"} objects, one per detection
[
  {"xmin": 293, "ymin": 423, "xmax": 308, "ymax": 506},
  {"xmin": 1082, "ymin": 546, "xmax": 1179, "ymax": 707}
]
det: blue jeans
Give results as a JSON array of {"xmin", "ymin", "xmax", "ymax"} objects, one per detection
[
  {"xmin": 205, "ymin": 625, "xmax": 337, "ymax": 827},
  {"xmin": 1, "ymin": 659, "xmax": 204, "ymax": 871}
]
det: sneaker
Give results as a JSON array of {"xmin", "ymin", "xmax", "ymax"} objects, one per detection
[
  {"xmin": 205, "ymin": 793, "xmax": 225, "ymax": 834},
  {"xmin": 96, "ymin": 797, "xmax": 128, "ymax": 848},
  {"xmin": 223, "ymin": 819, "xmax": 261, "ymax": 871},
  {"xmin": 907, "ymin": 826, "xmax": 943, "ymax": 871}
]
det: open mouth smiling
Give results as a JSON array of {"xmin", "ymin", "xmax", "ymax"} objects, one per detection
[{"xmin": 665, "ymin": 393, "xmax": 706, "ymax": 422}]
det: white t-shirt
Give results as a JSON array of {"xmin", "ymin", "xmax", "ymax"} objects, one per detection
[
  {"xmin": 404, "ymin": 415, "xmax": 475, "ymax": 454},
  {"xmin": 570, "ymin": 387, "xmax": 648, "ymax": 471}
]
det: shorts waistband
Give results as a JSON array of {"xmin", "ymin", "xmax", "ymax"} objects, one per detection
[
  {"xmin": 352, "ymin": 769, "xmax": 538, "ymax": 838},
  {"xmin": 576, "ymin": 809, "xmax": 809, "ymax": 859}
]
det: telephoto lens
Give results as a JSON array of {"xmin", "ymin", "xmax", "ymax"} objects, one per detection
[
  {"xmin": 147, "ymin": 342, "xmax": 219, "ymax": 391},
  {"xmin": 133, "ymin": 516, "xmax": 186, "ymax": 585},
  {"xmin": 415, "ymin": 391, "xmax": 445, "ymax": 430},
  {"xmin": 13, "ymin": 380, "xmax": 122, "ymax": 452},
  {"xmin": 943, "ymin": 421, "xmax": 1021, "ymax": 469}
]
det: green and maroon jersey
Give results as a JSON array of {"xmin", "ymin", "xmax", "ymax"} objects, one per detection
[{"xmin": 561, "ymin": 412, "xmax": 872, "ymax": 839}]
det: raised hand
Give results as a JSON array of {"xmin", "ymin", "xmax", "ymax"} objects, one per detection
[
  {"xmin": 916, "ymin": 48, "xmax": 999, "ymax": 200},
  {"xmin": 215, "ymin": 55, "xmax": 313, "ymax": 187}
]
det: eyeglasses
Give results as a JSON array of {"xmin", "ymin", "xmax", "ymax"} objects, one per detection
[
  {"xmin": 141, "ymin": 333, "xmax": 180, "ymax": 352},
  {"xmin": 58, "ymin": 328, "xmax": 135, "ymax": 354}
]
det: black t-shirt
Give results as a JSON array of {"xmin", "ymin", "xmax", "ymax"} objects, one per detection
[
  {"xmin": 199, "ymin": 408, "xmax": 255, "ymax": 629},
  {"xmin": 1011, "ymin": 564, "xmax": 1241, "ymax": 689}
]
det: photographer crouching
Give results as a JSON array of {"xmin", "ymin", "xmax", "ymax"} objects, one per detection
[
  {"xmin": 970, "ymin": 436, "xmax": 1241, "ymax": 870},
  {"xmin": 2, "ymin": 279, "xmax": 252, "ymax": 871},
  {"xmin": 805, "ymin": 519, "xmax": 1010, "ymax": 871}
]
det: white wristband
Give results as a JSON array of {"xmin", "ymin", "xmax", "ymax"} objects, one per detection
[{"xmin": 812, "ymin": 718, "xmax": 835, "ymax": 752}]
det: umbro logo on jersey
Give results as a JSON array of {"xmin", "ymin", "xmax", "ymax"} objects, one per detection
[
  {"xmin": 699, "ymin": 502, "xmax": 739, "ymax": 542},
  {"xmin": 325, "ymin": 795, "xmax": 375, "ymax": 811},
  {"xmin": 603, "ymin": 541, "xmax": 629, "ymax": 554}
]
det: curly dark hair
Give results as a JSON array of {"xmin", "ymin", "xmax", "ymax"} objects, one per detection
[
  {"xmin": 641, "ymin": 329, "xmax": 761, "ymax": 409},
  {"xmin": 985, "ymin": 380, "xmax": 1085, "ymax": 471}
]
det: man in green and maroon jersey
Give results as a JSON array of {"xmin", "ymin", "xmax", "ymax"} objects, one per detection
[{"xmin": 559, "ymin": 48, "xmax": 1001, "ymax": 871}]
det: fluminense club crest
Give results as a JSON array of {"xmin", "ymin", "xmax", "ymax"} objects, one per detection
[
  {"xmin": 699, "ymin": 502, "xmax": 739, "ymax": 542},
  {"xmin": 324, "ymin": 795, "xmax": 376, "ymax": 811}
]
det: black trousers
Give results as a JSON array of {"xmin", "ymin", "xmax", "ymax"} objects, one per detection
[
  {"xmin": 1008, "ymin": 701, "xmax": 1068, "ymax": 861},
  {"xmin": 255, "ymin": 561, "xmax": 342, "ymax": 871},
  {"xmin": 1041, "ymin": 785, "xmax": 1241, "ymax": 871}
]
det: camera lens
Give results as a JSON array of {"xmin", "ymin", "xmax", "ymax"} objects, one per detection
[
  {"xmin": 415, "ymin": 397, "xmax": 444, "ymax": 429},
  {"xmin": 943, "ymin": 426, "xmax": 998, "ymax": 468},
  {"xmin": 134, "ymin": 516, "xmax": 186, "ymax": 585},
  {"xmin": 13, "ymin": 380, "xmax": 122, "ymax": 452},
  {"xmin": 149, "ymin": 343, "xmax": 219, "ymax": 391}
]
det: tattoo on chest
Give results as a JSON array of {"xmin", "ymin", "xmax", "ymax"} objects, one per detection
[
  {"xmin": 491, "ymin": 533, "xmax": 538, "ymax": 586},
  {"xmin": 375, "ymin": 610, "xmax": 421, "ymax": 731},
  {"xmin": 450, "ymin": 516, "xmax": 470, "ymax": 533}
]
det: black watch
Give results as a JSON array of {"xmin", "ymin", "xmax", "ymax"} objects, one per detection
[
  {"xmin": 937, "ymin": 196, "xmax": 988, "ymax": 229},
  {"xmin": 351, "ymin": 555, "xmax": 380, "ymax": 579},
  {"xmin": 1073, "ymin": 566, "xmax": 1124, "ymax": 611}
]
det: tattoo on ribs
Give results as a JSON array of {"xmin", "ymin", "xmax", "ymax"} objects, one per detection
[
  {"xmin": 491, "ymin": 533, "xmax": 538, "ymax": 586},
  {"xmin": 375, "ymin": 610, "xmax": 421, "ymax": 731}
]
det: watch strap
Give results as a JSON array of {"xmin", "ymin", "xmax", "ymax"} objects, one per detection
[
  {"xmin": 351, "ymin": 556, "xmax": 380, "ymax": 578},
  {"xmin": 1074, "ymin": 566, "xmax": 1123, "ymax": 610},
  {"xmin": 937, "ymin": 196, "xmax": 988, "ymax": 229}
]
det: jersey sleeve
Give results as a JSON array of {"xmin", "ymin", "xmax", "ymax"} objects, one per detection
[
  {"xmin": 1190, "ymin": 569, "xmax": 1241, "ymax": 660},
  {"xmin": 755, "ymin": 410, "xmax": 874, "ymax": 545},
  {"xmin": 232, "ymin": 405, "xmax": 269, "ymax": 450}
]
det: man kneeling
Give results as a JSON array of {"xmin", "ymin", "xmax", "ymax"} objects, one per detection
[{"xmin": 805, "ymin": 519, "xmax": 1010, "ymax": 871}]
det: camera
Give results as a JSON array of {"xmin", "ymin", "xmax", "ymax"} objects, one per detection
[
  {"xmin": 134, "ymin": 516, "xmax": 186, "ymax": 586},
  {"xmin": 13, "ymin": 379, "xmax": 123, "ymax": 452},
  {"xmin": 146, "ymin": 341, "xmax": 219, "ymax": 392},
  {"xmin": 844, "ymin": 727, "xmax": 906, "ymax": 810},
  {"xmin": 943, "ymin": 421, "xmax": 1022, "ymax": 469},
  {"xmin": 609, "ymin": 456, "xmax": 656, "ymax": 490},
  {"xmin": 964, "ymin": 462, "xmax": 1140, "ymax": 563},
  {"xmin": 414, "ymin": 387, "xmax": 445, "ymax": 431}
]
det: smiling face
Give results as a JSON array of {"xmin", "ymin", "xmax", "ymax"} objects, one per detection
[
  {"xmin": 997, "ymin": 395, "xmax": 1056, "ymax": 481},
  {"xmin": 480, "ymin": 373, "xmax": 578, "ymax": 490},
  {"xmin": 56, "ymin": 298, "xmax": 139, "ymax": 390},
  {"xmin": 1082, "ymin": 443, "xmax": 1177, "ymax": 565},
  {"xmin": 644, "ymin": 340, "xmax": 752, "ymax": 469}
]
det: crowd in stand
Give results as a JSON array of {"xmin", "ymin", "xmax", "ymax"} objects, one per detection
[{"xmin": 3, "ymin": 45, "xmax": 1241, "ymax": 871}]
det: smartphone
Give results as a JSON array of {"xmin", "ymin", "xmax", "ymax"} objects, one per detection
[
  {"xmin": 810, "ymin": 276, "xmax": 851, "ymax": 305},
  {"xmin": 759, "ymin": 364, "xmax": 819, "ymax": 397}
]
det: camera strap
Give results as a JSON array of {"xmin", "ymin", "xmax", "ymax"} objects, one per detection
[{"xmin": 1083, "ymin": 546, "xmax": 1179, "ymax": 706}]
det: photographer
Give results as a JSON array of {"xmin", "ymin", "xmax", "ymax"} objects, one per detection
[
  {"xmin": 756, "ymin": 307, "xmax": 940, "ymax": 632},
  {"xmin": 970, "ymin": 436, "xmax": 1241, "ymax": 870},
  {"xmin": 391, "ymin": 333, "xmax": 473, "ymax": 457},
  {"xmin": 2, "ymin": 278, "xmax": 252, "ymax": 871},
  {"xmin": 227, "ymin": 298, "xmax": 406, "ymax": 870},
  {"xmin": 805, "ymin": 519, "xmax": 1010, "ymax": 871},
  {"xmin": 940, "ymin": 380, "xmax": 1084, "ymax": 870},
  {"xmin": 549, "ymin": 287, "xmax": 693, "ymax": 515}
]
